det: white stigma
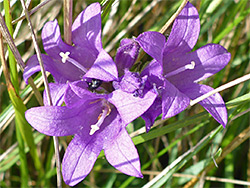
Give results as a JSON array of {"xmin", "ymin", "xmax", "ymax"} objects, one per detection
[
  {"xmin": 59, "ymin": 51, "xmax": 88, "ymax": 73},
  {"xmin": 89, "ymin": 125, "xmax": 100, "ymax": 135},
  {"xmin": 186, "ymin": 61, "xmax": 195, "ymax": 69},
  {"xmin": 59, "ymin": 51, "xmax": 70, "ymax": 63},
  {"xmin": 89, "ymin": 105, "xmax": 111, "ymax": 135},
  {"xmin": 165, "ymin": 61, "xmax": 196, "ymax": 78}
]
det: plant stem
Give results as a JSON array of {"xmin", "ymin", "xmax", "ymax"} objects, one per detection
[
  {"xmin": 190, "ymin": 73, "xmax": 250, "ymax": 106},
  {"xmin": 3, "ymin": 0, "xmax": 19, "ymax": 92},
  {"xmin": 63, "ymin": 0, "xmax": 72, "ymax": 45},
  {"xmin": 159, "ymin": 0, "xmax": 189, "ymax": 34}
]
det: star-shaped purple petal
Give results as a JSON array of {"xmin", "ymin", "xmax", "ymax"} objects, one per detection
[
  {"xmin": 23, "ymin": 2, "xmax": 117, "ymax": 85},
  {"xmin": 136, "ymin": 2, "xmax": 231, "ymax": 129}
]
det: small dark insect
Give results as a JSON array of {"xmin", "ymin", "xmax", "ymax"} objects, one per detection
[{"xmin": 87, "ymin": 78, "xmax": 103, "ymax": 91}]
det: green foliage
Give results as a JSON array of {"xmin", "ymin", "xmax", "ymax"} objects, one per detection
[{"xmin": 0, "ymin": 0, "xmax": 249, "ymax": 187}]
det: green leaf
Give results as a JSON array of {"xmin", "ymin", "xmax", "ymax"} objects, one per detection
[{"xmin": 8, "ymin": 87, "xmax": 45, "ymax": 185}]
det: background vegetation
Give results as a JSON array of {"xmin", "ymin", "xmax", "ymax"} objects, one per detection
[{"xmin": 0, "ymin": 0, "xmax": 249, "ymax": 187}]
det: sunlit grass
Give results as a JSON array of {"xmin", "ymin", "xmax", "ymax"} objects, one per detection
[{"xmin": 0, "ymin": 0, "xmax": 249, "ymax": 187}]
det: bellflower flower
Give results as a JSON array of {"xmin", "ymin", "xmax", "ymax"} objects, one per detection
[
  {"xmin": 135, "ymin": 2, "xmax": 231, "ymax": 131},
  {"xmin": 26, "ymin": 79, "xmax": 157, "ymax": 186},
  {"xmin": 23, "ymin": 3, "xmax": 118, "ymax": 94},
  {"xmin": 26, "ymin": 68, "xmax": 157, "ymax": 186}
]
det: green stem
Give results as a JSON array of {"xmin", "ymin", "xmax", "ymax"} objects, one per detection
[
  {"xmin": 15, "ymin": 123, "xmax": 29, "ymax": 187},
  {"xmin": 3, "ymin": 0, "xmax": 19, "ymax": 93}
]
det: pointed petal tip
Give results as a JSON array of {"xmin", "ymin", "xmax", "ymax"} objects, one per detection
[
  {"xmin": 222, "ymin": 123, "xmax": 227, "ymax": 128},
  {"xmin": 221, "ymin": 118, "xmax": 227, "ymax": 128},
  {"xmin": 63, "ymin": 169, "xmax": 86, "ymax": 187},
  {"xmin": 136, "ymin": 31, "xmax": 166, "ymax": 64},
  {"xmin": 137, "ymin": 172, "xmax": 144, "ymax": 178},
  {"xmin": 42, "ymin": 19, "xmax": 59, "ymax": 39},
  {"xmin": 89, "ymin": 2, "xmax": 101, "ymax": 11},
  {"xmin": 165, "ymin": 1, "xmax": 200, "ymax": 53},
  {"xmin": 67, "ymin": 180, "xmax": 81, "ymax": 187}
]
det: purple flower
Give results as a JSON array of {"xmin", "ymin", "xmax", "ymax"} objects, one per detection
[
  {"xmin": 25, "ymin": 80, "xmax": 157, "ymax": 186},
  {"xmin": 24, "ymin": 6, "xmax": 160, "ymax": 185},
  {"xmin": 135, "ymin": 2, "xmax": 231, "ymax": 131},
  {"xmin": 23, "ymin": 3, "xmax": 118, "ymax": 86}
]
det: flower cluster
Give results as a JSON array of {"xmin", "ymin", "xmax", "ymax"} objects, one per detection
[{"xmin": 24, "ymin": 2, "xmax": 230, "ymax": 186}]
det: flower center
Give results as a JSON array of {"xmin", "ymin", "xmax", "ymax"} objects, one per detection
[
  {"xmin": 89, "ymin": 103, "xmax": 111, "ymax": 135},
  {"xmin": 164, "ymin": 61, "xmax": 196, "ymax": 78},
  {"xmin": 59, "ymin": 51, "xmax": 88, "ymax": 73}
]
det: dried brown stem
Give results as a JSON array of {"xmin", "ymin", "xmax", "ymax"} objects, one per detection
[
  {"xmin": 20, "ymin": 0, "xmax": 62, "ymax": 187},
  {"xmin": 0, "ymin": 32, "xmax": 13, "ymax": 89},
  {"xmin": 12, "ymin": 0, "xmax": 52, "ymax": 24},
  {"xmin": 64, "ymin": 0, "xmax": 72, "ymax": 45},
  {"xmin": 0, "ymin": 12, "xmax": 43, "ymax": 105},
  {"xmin": 0, "ymin": 13, "xmax": 25, "ymax": 70},
  {"xmin": 159, "ymin": 0, "xmax": 189, "ymax": 34}
]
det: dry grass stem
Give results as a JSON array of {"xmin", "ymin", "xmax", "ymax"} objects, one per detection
[
  {"xmin": 0, "ymin": 14, "xmax": 25, "ymax": 70},
  {"xmin": 12, "ymin": 0, "xmax": 53, "ymax": 24},
  {"xmin": 20, "ymin": 1, "xmax": 62, "ymax": 187},
  {"xmin": 159, "ymin": 0, "xmax": 189, "ymax": 34},
  {"xmin": 190, "ymin": 73, "xmax": 250, "ymax": 106},
  {"xmin": 64, "ymin": 0, "xmax": 72, "ymax": 45}
]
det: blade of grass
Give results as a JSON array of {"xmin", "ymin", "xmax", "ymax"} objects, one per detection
[
  {"xmin": 120, "ymin": 91, "xmax": 250, "ymax": 187},
  {"xmin": 0, "ymin": 30, "xmax": 29, "ymax": 187},
  {"xmin": 3, "ymin": 0, "xmax": 18, "ymax": 92},
  {"xmin": 15, "ymin": 125, "xmax": 29, "ymax": 187},
  {"xmin": 142, "ymin": 125, "xmax": 224, "ymax": 188},
  {"xmin": 0, "ymin": 133, "xmax": 45, "ymax": 172},
  {"xmin": 0, "ymin": 21, "xmax": 45, "ymax": 188},
  {"xmin": 101, "ymin": 0, "xmax": 116, "ymax": 20},
  {"xmin": 0, "ymin": 20, "xmax": 29, "ymax": 187},
  {"xmin": 200, "ymin": 0, "xmax": 233, "ymax": 35},
  {"xmin": 12, "ymin": 0, "xmax": 52, "ymax": 24},
  {"xmin": 120, "ymin": 120, "xmax": 209, "ymax": 188},
  {"xmin": 0, "ymin": 73, "xmax": 43, "ymax": 132},
  {"xmin": 183, "ymin": 125, "xmax": 250, "ymax": 188},
  {"xmin": 213, "ymin": 7, "xmax": 250, "ymax": 44},
  {"xmin": 105, "ymin": 0, "xmax": 160, "ymax": 52},
  {"xmin": 2, "ymin": 1, "xmax": 44, "ymax": 185}
]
